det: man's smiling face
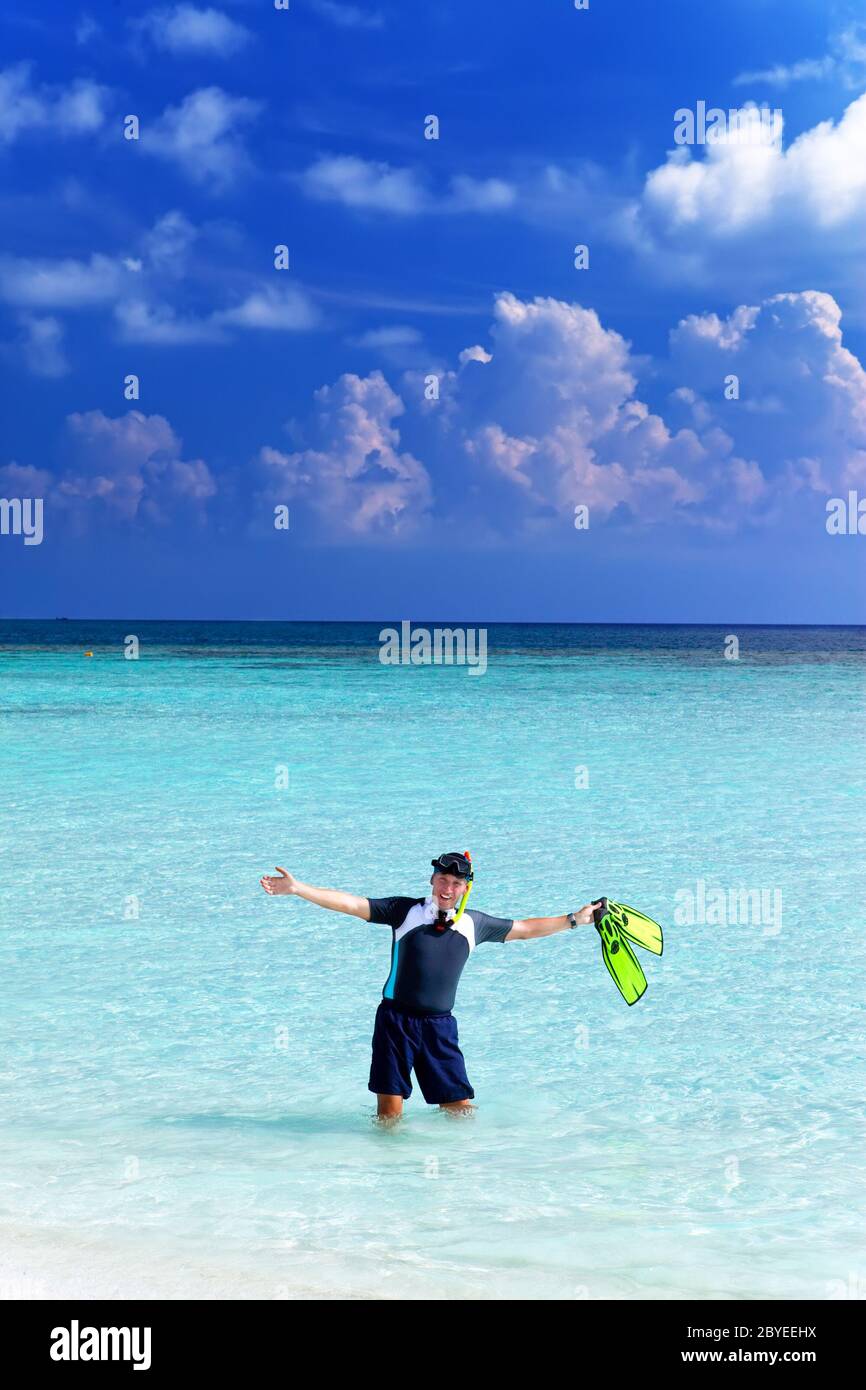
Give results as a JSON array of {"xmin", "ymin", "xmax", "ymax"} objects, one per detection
[{"xmin": 430, "ymin": 871, "xmax": 467, "ymax": 911}]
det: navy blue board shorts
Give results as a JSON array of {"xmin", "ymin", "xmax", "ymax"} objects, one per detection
[{"xmin": 368, "ymin": 1000, "xmax": 474, "ymax": 1103}]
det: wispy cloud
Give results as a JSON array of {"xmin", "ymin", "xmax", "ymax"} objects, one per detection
[
  {"xmin": 311, "ymin": 1, "xmax": 385, "ymax": 30},
  {"xmin": 113, "ymin": 282, "xmax": 319, "ymax": 344},
  {"xmin": 351, "ymin": 324, "xmax": 426, "ymax": 368},
  {"xmin": 113, "ymin": 299, "xmax": 229, "ymax": 345},
  {"xmin": 0, "ymin": 253, "xmax": 130, "ymax": 308},
  {"xmin": 355, "ymin": 326, "xmax": 422, "ymax": 349},
  {"xmin": 312, "ymin": 286, "xmax": 485, "ymax": 317},
  {"xmin": 215, "ymin": 286, "xmax": 319, "ymax": 332},
  {"xmin": 134, "ymin": 5, "xmax": 252, "ymax": 57},
  {"xmin": 3, "ymin": 314, "xmax": 69, "ymax": 378},
  {"xmin": 0, "ymin": 63, "xmax": 110, "ymax": 145},
  {"xmin": 734, "ymin": 57, "xmax": 833, "ymax": 89},
  {"xmin": 142, "ymin": 210, "xmax": 199, "ymax": 277},
  {"xmin": 143, "ymin": 87, "xmax": 261, "ymax": 191},
  {"xmin": 735, "ymin": 23, "xmax": 866, "ymax": 89},
  {"xmin": 75, "ymin": 15, "xmax": 102, "ymax": 47},
  {"xmin": 20, "ymin": 314, "xmax": 68, "ymax": 377},
  {"xmin": 114, "ymin": 283, "xmax": 319, "ymax": 344},
  {"xmin": 300, "ymin": 154, "xmax": 515, "ymax": 215},
  {"xmin": 0, "ymin": 212, "xmax": 318, "ymax": 349},
  {"xmin": 302, "ymin": 155, "xmax": 423, "ymax": 213}
]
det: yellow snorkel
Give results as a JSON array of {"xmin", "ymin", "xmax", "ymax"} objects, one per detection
[{"xmin": 450, "ymin": 851, "xmax": 473, "ymax": 924}]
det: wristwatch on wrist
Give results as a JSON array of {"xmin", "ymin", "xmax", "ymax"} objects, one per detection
[{"xmin": 567, "ymin": 911, "xmax": 579, "ymax": 929}]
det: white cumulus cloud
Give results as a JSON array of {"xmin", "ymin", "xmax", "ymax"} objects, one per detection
[
  {"xmin": 643, "ymin": 95, "xmax": 866, "ymax": 235},
  {"xmin": 668, "ymin": 290, "xmax": 866, "ymax": 495},
  {"xmin": 255, "ymin": 371, "xmax": 432, "ymax": 536},
  {"xmin": 61, "ymin": 410, "xmax": 217, "ymax": 522},
  {"xmin": 453, "ymin": 292, "xmax": 708, "ymax": 523},
  {"xmin": 271, "ymin": 289, "xmax": 866, "ymax": 539}
]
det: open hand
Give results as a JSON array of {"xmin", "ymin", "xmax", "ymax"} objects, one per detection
[{"xmin": 260, "ymin": 866, "xmax": 296, "ymax": 896}]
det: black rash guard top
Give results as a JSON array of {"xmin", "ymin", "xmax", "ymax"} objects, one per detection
[{"xmin": 368, "ymin": 895, "xmax": 513, "ymax": 1015}]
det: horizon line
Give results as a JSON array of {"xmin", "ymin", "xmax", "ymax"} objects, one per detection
[{"xmin": 1, "ymin": 618, "xmax": 864, "ymax": 630}]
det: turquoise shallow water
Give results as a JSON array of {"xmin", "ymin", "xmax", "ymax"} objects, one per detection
[{"xmin": 1, "ymin": 622, "xmax": 864, "ymax": 1299}]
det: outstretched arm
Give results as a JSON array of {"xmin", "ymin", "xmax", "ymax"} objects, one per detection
[
  {"xmin": 259, "ymin": 867, "xmax": 371, "ymax": 920},
  {"xmin": 506, "ymin": 900, "xmax": 601, "ymax": 941}
]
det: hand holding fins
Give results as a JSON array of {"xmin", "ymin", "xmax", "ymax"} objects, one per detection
[{"xmin": 592, "ymin": 896, "xmax": 664, "ymax": 1005}]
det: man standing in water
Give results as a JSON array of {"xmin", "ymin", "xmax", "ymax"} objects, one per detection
[{"xmin": 261, "ymin": 852, "xmax": 600, "ymax": 1120}]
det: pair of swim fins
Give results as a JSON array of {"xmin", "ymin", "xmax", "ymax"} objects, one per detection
[{"xmin": 593, "ymin": 897, "xmax": 664, "ymax": 1005}]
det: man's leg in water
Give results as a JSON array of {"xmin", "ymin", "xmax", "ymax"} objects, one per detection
[
  {"xmin": 415, "ymin": 1014, "xmax": 475, "ymax": 1112},
  {"xmin": 369, "ymin": 1004, "xmax": 414, "ymax": 1118},
  {"xmin": 376, "ymin": 1093, "xmax": 403, "ymax": 1120}
]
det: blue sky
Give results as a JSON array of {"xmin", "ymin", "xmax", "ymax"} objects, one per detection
[{"xmin": 1, "ymin": 0, "xmax": 865, "ymax": 620}]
